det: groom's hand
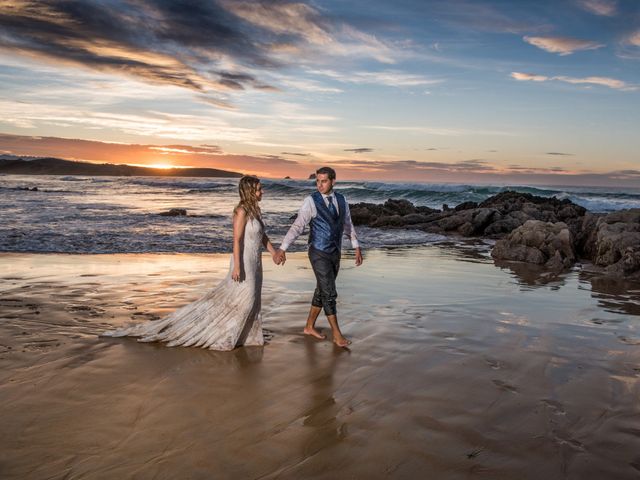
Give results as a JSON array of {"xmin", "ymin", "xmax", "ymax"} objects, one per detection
[
  {"xmin": 274, "ymin": 249, "xmax": 286, "ymax": 265},
  {"xmin": 355, "ymin": 247, "xmax": 363, "ymax": 266}
]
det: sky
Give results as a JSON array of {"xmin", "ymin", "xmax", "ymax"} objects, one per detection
[{"xmin": 0, "ymin": 0, "xmax": 639, "ymax": 186}]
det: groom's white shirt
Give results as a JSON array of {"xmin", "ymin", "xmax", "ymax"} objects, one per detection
[{"xmin": 280, "ymin": 192, "xmax": 360, "ymax": 251}]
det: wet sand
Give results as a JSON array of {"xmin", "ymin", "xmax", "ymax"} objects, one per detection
[{"xmin": 1, "ymin": 247, "xmax": 640, "ymax": 479}]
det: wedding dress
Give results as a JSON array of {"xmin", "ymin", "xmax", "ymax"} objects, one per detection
[{"xmin": 102, "ymin": 218, "xmax": 264, "ymax": 351}]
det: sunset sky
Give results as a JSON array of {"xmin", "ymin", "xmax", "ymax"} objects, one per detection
[{"xmin": 0, "ymin": 0, "xmax": 639, "ymax": 185}]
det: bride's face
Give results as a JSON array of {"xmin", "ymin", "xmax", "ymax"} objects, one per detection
[{"xmin": 255, "ymin": 183, "xmax": 264, "ymax": 202}]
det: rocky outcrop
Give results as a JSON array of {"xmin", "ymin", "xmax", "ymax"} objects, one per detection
[
  {"xmin": 581, "ymin": 209, "xmax": 640, "ymax": 279},
  {"xmin": 350, "ymin": 190, "xmax": 586, "ymax": 238},
  {"xmin": 491, "ymin": 220, "xmax": 576, "ymax": 270},
  {"xmin": 350, "ymin": 191, "xmax": 639, "ymax": 279},
  {"xmin": 349, "ymin": 199, "xmax": 439, "ymax": 228}
]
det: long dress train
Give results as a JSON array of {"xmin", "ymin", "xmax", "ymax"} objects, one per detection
[{"xmin": 102, "ymin": 218, "xmax": 264, "ymax": 351}]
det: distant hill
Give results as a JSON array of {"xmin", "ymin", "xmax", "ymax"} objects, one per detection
[{"xmin": 0, "ymin": 157, "xmax": 243, "ymax": 178}]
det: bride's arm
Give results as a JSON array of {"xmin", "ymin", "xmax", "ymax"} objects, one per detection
[
  {"xmin": 262, "ymin": 233, "xmax": 276, "ymax": 255},
  {"xmin": 232, "ymin": 207, "xmax": 248, "ymax": 282}
]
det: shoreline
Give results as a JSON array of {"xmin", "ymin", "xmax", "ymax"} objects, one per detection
[{"xmin": 1, "ymin": 248, "xmax": 640, "ymax": 478}]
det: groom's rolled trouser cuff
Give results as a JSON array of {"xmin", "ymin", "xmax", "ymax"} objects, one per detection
[{"xmin": 308, "ymin": 246, "xmax": 340, "ymax": 316}]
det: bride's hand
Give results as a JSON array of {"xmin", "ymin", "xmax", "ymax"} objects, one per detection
[{"xmin": 232, "ymin": 267, "xmax": 242, "ymax": 282}]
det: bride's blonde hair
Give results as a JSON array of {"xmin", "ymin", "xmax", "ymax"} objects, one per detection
[{"xmin": 235, "ymin": 175, "xmax": 262, "ymax": 220}]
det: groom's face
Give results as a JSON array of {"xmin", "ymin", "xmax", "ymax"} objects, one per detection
[{"xmin": 316, "ymin": 173, "xmax": 335, "ymax": 195}]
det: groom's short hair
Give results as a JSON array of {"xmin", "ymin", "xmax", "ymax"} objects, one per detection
[{"xmin": 316, "ymin": 166, "xmax": 336, "ymax": 180}]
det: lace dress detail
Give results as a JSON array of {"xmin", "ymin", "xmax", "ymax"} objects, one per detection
[{"xmin": 102, "ymin": 218, "xmax": 264, "ymax": 351}]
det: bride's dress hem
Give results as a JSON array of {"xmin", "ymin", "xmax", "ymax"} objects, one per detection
[{"xmin": 101, "ymin": 218, "xmax": 265, "ymax": 352}]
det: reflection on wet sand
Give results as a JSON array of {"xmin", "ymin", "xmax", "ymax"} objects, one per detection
[
  {"xmin": 2, "ymin": 249, "xmax": 640, "ymax": 479},
  {"xmin": 299, "ymin": 340, "xmax": 347, "ymax": 464},
  {"xmin": 581, "ymin": 272, "xmax": 640, "ymax": 316},
  {"xmin": 492, "ymin": 254, "xmax": 640, "ymax": 316}
]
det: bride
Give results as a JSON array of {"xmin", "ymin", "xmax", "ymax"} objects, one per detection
[{"xmin": 102, "ymin": 175, "xmax": 280, "ymax": 351}]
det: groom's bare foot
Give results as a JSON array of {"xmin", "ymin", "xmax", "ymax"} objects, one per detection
[
  {"xmin": 304, "ymin": 327, "xmax": 326, "ymax": 339},
  {"xmin": 333, "ymin": 335, "xmax": 352, "ymax": 347}
]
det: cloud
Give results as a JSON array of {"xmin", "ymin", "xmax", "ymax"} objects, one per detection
[
  {"xmin": 506, "ymin": 165, "xmax": 570, "ymax": 174},
  {"xmin": 576, "ymin": 0, "xmax": 617, "ymax": 16},
  {"xmin": 309, "ymin": 68, "xmax": 443, "ymax": 87},
  {"xmin": 546, "ymin": 152, "xmax": 574, "ymax": 156},
  {"xmin": 609, "ymin": 170, "xmax": 640, "ymax": 178},
  {"xmin": 523, "ymin": 36, "xmax": 605, "ymax": 55},
  {"xmin": 149, "ymin": 145, "xmax": 222, "ymax": 155},
  {"xmin": 418, "ymin": 1, "xmax": 551, "ymax": 35},
  {"xmin": 625, "ymin": 31, "xmax": 640, "ymax": 47},
  {"xmin": 365, "ymin": 125, "xmax": 514, "ymax": 136},
  {"xmin": 0, "ymin": 0, "xmax": 402, "ymax": 103},
  {"xmin": 511, "ymin": 72, "xmax": 632, "ymax": 90},
  {"xmin": 344, "ymin": 148, "xmax": 373, "ymax": 153},
  {"xmin": 554, "ymin": 75, "xmax": 628, "ymax": 89},
  {"xmin": 330, "ymin": 158, "xmax": 498, "ymax": 174},
  {"xmin": 281, "ymin": 152, "xmax": 310, "ymax": 157},
  {"xmin": 510, "ymin": 72, "xmax": 549, "ymax": 82},
  {"xmin": 276, "ymin": 78, "xmax": 343, "ymax": 93},
  {"xmin": 0, "ymin": 1, "xmax": 281, "ymax": 93}
]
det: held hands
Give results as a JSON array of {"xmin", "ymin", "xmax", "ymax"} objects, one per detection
[{"xmin": 272, "ymin": 248, "xmax": 286, "ymax": 265}]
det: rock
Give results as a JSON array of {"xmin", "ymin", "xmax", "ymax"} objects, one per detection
[
  {"xmin": 484, "ymin": 216, "xmax": 523, "ymax": 236},
  {"xmin": 383, "ymin": 198, "xmax": 415, "ymax": 216},
  {"xmin": 586, "ymin": 209, "xmax": 640, "ymax": 278},
  {"xmin": 350, "ymin": 203, "xmax": 384, "ymax": 226},
  {"xmin": 350, "ymin": 191, "xmax": 586, "ymax": 239},
  {"xmin": 159, "ymin": 208, "xmax": 187, "ymax": 216},
  {"xmin": 349, "ymin": 200, "xmax": 439, "ymax": 227},
  {"xmin": 455, "ymin": 201, "xmax": 478, "ymax": 211},
  {"xmin": 308, "ymin": 173, "xmax": 316, "ymax": 180},
  {"xmin": 491, "ymin": 220, "xmax": 576, "ymax": 270},
  {"xmin": 284, "ymin": 176, "xmax": 291, "ymax": 179},
  {"xmin": 438, "ymin": 210, "xmax": 472, "ymax": 231},
  {"xmin": 470, "ymin": 208, "xmax": 498, "ymax": 234},
  {"xmin": 400, "ymin": 213, "xmax": 435, "ymax": 225},
  {"xmin": 372, "ymin": 215, "xmax": 406, "ymax": 227},
  {"xmin": 348, "ymin": 192, "xmax": 638, "ymax": 279}
]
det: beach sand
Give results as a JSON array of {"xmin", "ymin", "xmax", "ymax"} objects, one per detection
[{"xmin": 1, "ymin": 246, "xmax": 640, "ymax": 479}]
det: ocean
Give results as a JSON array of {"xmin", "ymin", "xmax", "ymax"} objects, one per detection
[{"xmin": 1, "ymin": 174, "xmax": 639, "ymax": 254}]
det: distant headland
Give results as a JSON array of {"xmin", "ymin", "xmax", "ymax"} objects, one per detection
[{"xmin": 0, "ymin": 156, "xmax": 242, "ymax": 178}]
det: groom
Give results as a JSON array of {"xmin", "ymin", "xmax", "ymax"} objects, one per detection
[{"xmin": 275, "ymin": 167, "xmax": 363, "ymax": 347}]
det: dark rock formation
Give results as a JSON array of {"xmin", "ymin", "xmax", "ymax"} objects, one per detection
[
  {"xmin": 349, "ymin": 191, "xmax": 638, "ymax": 279},
  {"xmin": 350, "ymin": 199, "xmax": 438, "ymax": 228},
  {"xmin": 581, "ymin": 209, "xmax": 640, "ymax": 279},
  {"xmin": 159, "ymin": 208, "xmax": 187, "ymax": 216},
  {"xmin": 351, "ymin": 190, "xmax": 586, "ymax": 239},
  {"xmin": 491, "ymin": 220, "xmax": 576, "ymax": 270}
]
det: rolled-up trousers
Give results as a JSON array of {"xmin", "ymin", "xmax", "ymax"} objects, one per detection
[{"xmin": 308, "ymin": 245, "xmax": 341, "ymax": 316}]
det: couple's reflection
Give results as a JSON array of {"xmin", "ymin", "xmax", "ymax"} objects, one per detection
[{"xmin": 300, "ymin": 337, "xmax": 349, "ymax": 455}]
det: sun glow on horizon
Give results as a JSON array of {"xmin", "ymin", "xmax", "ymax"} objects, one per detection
[{"xmin": 130, "ymin": 162, "xmax": 193, "ymax": 169}]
